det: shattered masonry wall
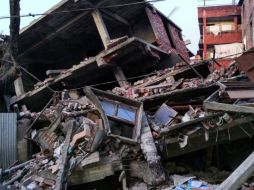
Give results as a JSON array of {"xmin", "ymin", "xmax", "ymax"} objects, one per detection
[
  {"xmin": 146, "ymin": 7, "xmax": 190, "ymax": 63},
  {"xmin": 167, "ymin": 23, "xmax": 190, "ymax": 63},
  {"xmin": 146, "ymin": 7, "xmax": 172, "ymax": 52}
]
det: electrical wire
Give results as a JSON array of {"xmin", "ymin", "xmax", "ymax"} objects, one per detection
[
  {"xmin": 18, "ymin": 64, "xmax": 57, "ymax": 93},
  {"xmin": 1, "ymin": 47, "xmax": 254, "ymax": 93},
  {"xmin": 75, "ymin": 71, "xmax": 158, "ymax": 89},
  {"xmin": 25, "ymin": 93, "xmax": 56, "ymax": 135},
  {"xmin": 45, "ymin": 47, "xmax": 254, "ymax": 91},
  {"xmin": 0, "ymin": 0, "xmax": 164, "ymax": 20},
  {"xmin": 0, "ymin": 56, "xmax": 158, "ymax": 91}
]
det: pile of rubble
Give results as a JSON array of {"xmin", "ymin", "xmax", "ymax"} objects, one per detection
[
  {"xmin": 111, "ymin": 62, "xmax": 238, "ymax": 100},
  {"xmin": 2, "ymin": 58, "xmax": 254, "ymax": 189},
  {"xmin": 1, "ymin": 0, "xmax": 254, "ymax": 188},
  {"xmin": 0, "ymin": 86, "xmax": 165, "ymax": 189}
]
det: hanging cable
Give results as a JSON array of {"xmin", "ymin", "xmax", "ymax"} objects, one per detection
[
  {"xmin": 25, "ymin": 93, "xmax": 56, "ymax": 136},
  {"xmin": 1, "ymin": 47, "xmax": 254, "ymax": 92},
  {"xmin": 0, "ymin": 0, "xmax": 164, "ymax": 20},
  {"xmin": 17, "ymin": 65, "xmax": 56, "ymax": 93}
]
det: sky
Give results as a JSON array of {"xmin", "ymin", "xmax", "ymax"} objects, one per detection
[{"xmin": 0, "ymin": 0, "xmax": 238, "ymax": 54}]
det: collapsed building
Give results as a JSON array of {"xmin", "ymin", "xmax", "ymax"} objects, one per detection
[{"xmin": 1, "ymin": 0, "xmax": 254, "ymax": 190}]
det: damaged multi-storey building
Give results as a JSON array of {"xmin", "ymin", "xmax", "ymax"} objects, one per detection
[{"xmin": 1, "ymin": 0, "xmax": 254, "ymax": 190}]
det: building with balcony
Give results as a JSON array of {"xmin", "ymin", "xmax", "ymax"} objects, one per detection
[
  {"xmin": 198, "ymin": 4, "xmax": 243, "ymax": 68},
  {"xmin": 238, "ymin": 0, "xmax": 254, "ymax": 50}
]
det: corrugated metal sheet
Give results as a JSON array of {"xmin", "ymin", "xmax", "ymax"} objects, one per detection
[{"xmin": 0, "ymin": 113, "xmax": 17, "ymax": 169}]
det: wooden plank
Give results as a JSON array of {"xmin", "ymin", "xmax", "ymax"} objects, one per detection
[
  {"xmin": 204, "ymin": 101, "xmax": 254, "ymax": 114},
  {"xmin": 216, "ymin": 151, "xmax": 254, "ymax": 190},
  {"xmin": 92, "ymin": 10, "xmax": 110, "ymax": 49}
]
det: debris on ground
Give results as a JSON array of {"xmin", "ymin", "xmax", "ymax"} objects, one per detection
[{"xmin": 1, "ymin": 0, "xmax": 254, "ymax": 189}]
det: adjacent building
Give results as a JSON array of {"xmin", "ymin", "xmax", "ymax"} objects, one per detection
[
  {"xmin": 238, "ymin": 0, "xmax": 254, "ymax": 50},
  {"xmin": 198, "ymin": 4, "xmax": 243, "ymax": 68}
]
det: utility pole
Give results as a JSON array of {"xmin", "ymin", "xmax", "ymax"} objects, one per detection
[
  {"xmin": 9, "ymin": 0, "xmax": 20, "ymax": 62},
  {"xmin": 0, "ymin": 0, "xmax": 20, "ymax": 93}
]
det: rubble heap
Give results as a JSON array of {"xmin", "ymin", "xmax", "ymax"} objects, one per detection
[
  {"xmin": 2, "ymin": 59, "xmax": 254, "ymax": 190},
  {"xmin": 1, "ymin": 0, "xmax": 254, "ymax": 189}
]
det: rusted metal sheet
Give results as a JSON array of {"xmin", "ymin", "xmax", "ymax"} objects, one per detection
[
  {"xmin": 0, "ymin": 113, "xmax": 17, "ymax": 169},
  {"xmin": 236, "ymin": 48, "xmax": 254, "ymax": 82}
]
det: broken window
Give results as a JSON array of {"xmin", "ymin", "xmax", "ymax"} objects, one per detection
[
  {"xmin": 101, "ymin": 100, "xmax": 137, "ymax": 139},
  {"xmin": 100, "ymin": 99, "xmax": 136, "ymax": 124}
]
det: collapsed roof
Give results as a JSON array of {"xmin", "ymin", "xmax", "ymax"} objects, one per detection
[{"xmin": 16, "ymin": 0, "xmax": 190, "ymax": 80}]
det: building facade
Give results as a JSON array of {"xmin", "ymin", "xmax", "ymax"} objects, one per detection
[
  {"xmin": 239, "ymin": 0, "xmax": 254, "ymax": 50},
  {"xmin": 198, "ymin": 5, "xmax": 242, "ymax": 68}
]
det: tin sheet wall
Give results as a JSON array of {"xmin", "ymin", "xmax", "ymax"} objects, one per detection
[{"xmin": 0, "ymin": 113, "xmax": 17, "ymax": 169}]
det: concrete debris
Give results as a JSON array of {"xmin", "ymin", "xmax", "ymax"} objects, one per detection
[
  {"xmin": 2, "ymin": 61, "xmax": 254, "ymax": 189},
  {"xmin": 111, "ymin": 63, "xmax": 236, "ymax": 100},
  {"xmin": 1, "ymin": 0, "xmax": 254, "ymax": 189}
]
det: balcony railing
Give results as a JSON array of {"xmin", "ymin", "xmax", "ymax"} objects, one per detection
[{"xmin": 204, "ymin": 32, "xmax": 242, "ymax": 45}]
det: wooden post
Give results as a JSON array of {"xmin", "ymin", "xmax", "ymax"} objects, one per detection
[
  {"xmin": 92, "ymin": 10, "xmax": 110, "ymax": 49},
  {"xmin": 112, "ymin": 65, "xmax": 129, "ymax": 88},
  {"xmin": 216, "ymin": 152, "xmax": 254, "ymax": 190},
  {"xmin": 9, "ymin": 0, "xmax": 20, "ymax": 59}
]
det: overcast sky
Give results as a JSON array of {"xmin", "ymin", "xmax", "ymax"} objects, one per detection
[{"xmin": 0, "ymin": 0, "xmax": 238, "ymax": 54}]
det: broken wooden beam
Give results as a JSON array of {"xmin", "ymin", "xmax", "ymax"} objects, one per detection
[
  {"xmin": 204, "ymin": 90, "xmax": 254, "ymax": 114},
  {"xmin": 204, "ymin": 101, "xmax": 254, "ymax": 114}
]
